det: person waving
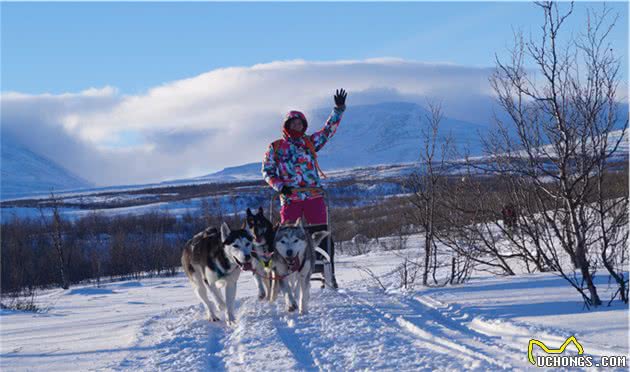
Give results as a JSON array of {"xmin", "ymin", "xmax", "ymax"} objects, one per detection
[
  {"xmin": 262, "ymin": 89, "xmax": 347, "ymax": 289},
  {"xmin": 262, "ymin": 89, "xmax": 347, "ymax": 225}
]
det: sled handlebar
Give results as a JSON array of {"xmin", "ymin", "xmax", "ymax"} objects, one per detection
[{"xmin": 271, "ymin": 187, "xmax": 326, "ymax": 201}]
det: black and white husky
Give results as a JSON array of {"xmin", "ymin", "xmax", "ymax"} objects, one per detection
[
  {"xmin": 244, "ymin": 207, "xmax": 276, "ymax": 301},
  {"xmin": 272, "ymin": 219, "xmax": 329, "ymax": 314},
  {"xmin": 181, "ymin": 222, "xmax": 253, "ymax": 325}
]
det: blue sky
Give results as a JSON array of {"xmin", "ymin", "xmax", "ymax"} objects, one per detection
[
  {"xmin": 1, "ymin": 2, "xmax": 628, "ymax": 186},
  {"xmin": 3, "ymin": 2, "xmax": 628, "ymax": 95}
]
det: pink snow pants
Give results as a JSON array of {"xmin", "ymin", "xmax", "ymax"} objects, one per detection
[{"xmin": 280, "ymin": 197, "xmax": 327, "ymax": 225}]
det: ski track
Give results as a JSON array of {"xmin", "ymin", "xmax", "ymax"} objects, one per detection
[
  {"xmin": 113, "ymin": 288, "xmax": 532, "ymax": 371},
  {"xmin": 335, "ymin": 289, "xmax": 518, "ymax": 370},
  {"xmin": 112, "ymin": 305, "xmax": 227, "ymax": 371},
  {"xmin": 107, "ymin": 274, "xmax": 610, "ymax": 371}
]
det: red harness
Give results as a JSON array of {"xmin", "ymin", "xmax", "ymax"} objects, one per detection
[{"xmin": 251, "ymin": 254, "xmax": 306, "ymax": 281}]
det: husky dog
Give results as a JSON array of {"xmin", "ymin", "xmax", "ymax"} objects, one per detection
[
  {"xmin": 272, "ymin": 219, "xmax": 329, "ymax": 314},
  {"xmin": 244, "ymin": 207, "xmax": 276, "ymax": 301},
  {"xmin": 181, "ymin": 222, "xmax": 253, "ymax": 325}
]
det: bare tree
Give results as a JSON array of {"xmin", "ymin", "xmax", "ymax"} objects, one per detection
[
  {"xmin": 39, "ymin": 192, "xmax": 70, "ymax": 289},
  {"xmin": 488, "ymin": 1, "xmax": 628, "ymax": 306},
  {"xmin": 449, "ymin": 251, "xmax": 474, "ymax": 285},
  {"xmin": 597, "ymin": 178, "xmax": 629, "ymax": 304},
  {"xmin": 356, "ymin": 265, "xmax": 388, "ymax": 292},
  {"xmin": 437, "ymin": 175, "xmax": 518, "ymax": 276},
  {"xmin": 407, "ymin": 102, "xmax": 454, "ymax": 285},
  {"xmin": 396, "ymin": 256, "xmax": 421, "ymax": 290}
]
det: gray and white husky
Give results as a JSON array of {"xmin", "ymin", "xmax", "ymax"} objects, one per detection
[
  {"xmin": 272, "ymin": 219, "xmax": 329, "ymax": 314},
  {"xmin": 181, "ymin": 222, "xmax": 253, "ymax": 325}
]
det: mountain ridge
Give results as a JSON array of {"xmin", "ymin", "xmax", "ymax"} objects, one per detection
[{"xmin": 1, "ymin": 134, "xmax": 93, "ymax": 198}]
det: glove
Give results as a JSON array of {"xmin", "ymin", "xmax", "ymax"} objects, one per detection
[
  {"xmin": 334, "ymin": 88, "xmax": 347, "ymax": 109},
  {"xmin": 280, "ymin": 185, "xmax": 294, "ymax": 195}
]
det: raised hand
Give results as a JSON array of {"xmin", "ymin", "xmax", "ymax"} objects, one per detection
[{"xmin": 334, "ymin": 88, "xmax": 347, "ymax": 108}]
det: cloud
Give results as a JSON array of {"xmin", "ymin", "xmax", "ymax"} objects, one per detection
[{"xmin": 1, "ymin": 59, "xmax": 501, "ymax": 186}]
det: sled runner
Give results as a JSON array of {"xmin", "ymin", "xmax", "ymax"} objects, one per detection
[{"xmin": 269, "ymin": 187, "xmax": 338, "ymax": 289}]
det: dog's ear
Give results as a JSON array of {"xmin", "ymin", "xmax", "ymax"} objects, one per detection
[
  {"xmin": 311, "ymin": 231, "xmax": 330, "ymax": 247},
  {"xmin": 258, "ymin": 206, "xmax": 264, "ymax": 216},
  {"xmin": 220, "ymin": 222, "xmax": 231, "ymax": 243},
  {"xmin": 294, "ymin": 218, "xmax": 302, "ymax": 227},
  {"xmin": 246, "ymin": 208, "xmax": 253, "ymax": 217},
  {"xmin": 208, "ymin": 227, "xmax": 218, "ymax": 235}
]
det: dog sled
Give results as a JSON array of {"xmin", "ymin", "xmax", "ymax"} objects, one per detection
[{"xmin": 269, "ymin": 187, "xmax": 339, "ymax": 289}]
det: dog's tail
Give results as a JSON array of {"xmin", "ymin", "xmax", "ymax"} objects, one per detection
[{"xmin": 181, "ymin": 245, "xmax": 195, "ymax": 280}]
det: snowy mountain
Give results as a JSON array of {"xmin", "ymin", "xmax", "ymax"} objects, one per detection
[
  {"xmin": 1, "ymin": 135, "xmax": 93, "ymax": 199},
  {"xmin": 199, "ymin": 102, "xmax": 488, "ymax": 181},
  {"xmin": 314, "ymin": 101, "xmax": 486, "ymax": 169},
  {"xmin": 195, "ymin": 162, "xmax": 263, "ymax": 182}
]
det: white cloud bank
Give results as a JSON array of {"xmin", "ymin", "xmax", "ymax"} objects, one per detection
[{"xmin": 2, "ymin": 59, "xmax": 500, "ymax": 186}]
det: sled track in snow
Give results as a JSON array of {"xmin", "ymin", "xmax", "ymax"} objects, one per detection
[
  {"xmin": 220, "ymin": 298, "xmax": 312, "ymax": 371},
  {"xmin": 245, "ymin": 288, "xmax": 516, "ymax": 371},
  {"xmin": 114, "ymin": 289, "xmax": 527, "ymax": 371},
  {"xmin": 219, "ymin": 288, "xmax": 441, "ymax": 371},
  {"xmin": 333, "ymin": 289, "xmax": 521, "ymax": 370},
  {"xmin": 114, "ymin": 305, "xmax": 228, "ymax": 371},
  {"xmin": 113, "ymin": 273, "xmax": 589, "ymax": 371},
  {"xmin": 270, "ymin": 305, "xmax": 321, "ymax": 371},
  {"xmin": 277, "ymin": 288, "xmax": 433, "ymax": 371}
]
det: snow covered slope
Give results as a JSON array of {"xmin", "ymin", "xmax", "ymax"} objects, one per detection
[
  {"xmin": 1, "ymin": 135, "xmax": 92, "ymax": 198},
  {"xmin": 314, "ymin": 102, "xmax": 485, "ymax": 169},
  {"xmin": 195, "ymin": 162, "xmax": 263, "ymax": 182},
  {"xmin": 1, "ymin": 245, "xmax": 627, "ymax": 371}
]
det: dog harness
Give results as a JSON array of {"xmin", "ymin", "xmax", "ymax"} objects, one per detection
[
  {"xmin": 261, "ymin": 259, "xmax": 273, "ymax": 270},
  {"xmin": 208, "ymin": 258, "xmax": 230, "ymax": 279},
  {"xmin": 250, "ymin": 252, "xmax": 307, "ymax": 281}
]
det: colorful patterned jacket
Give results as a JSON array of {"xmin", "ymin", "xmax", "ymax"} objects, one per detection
[{"xmin": 262, "ymin": 106, "xmax": 345, "ymax": 205}]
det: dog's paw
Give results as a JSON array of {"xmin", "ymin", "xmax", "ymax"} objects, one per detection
[
  {"xmin": 208, "ymin": 314, "xmax": 220, "ymax": 322},
  {"xmin": 258, "ymin": 292, "xmax": 266, "ymax": 301},
  {"xmin": 287, "ymin": 304, "xmax": 297, "ymax": 312}
]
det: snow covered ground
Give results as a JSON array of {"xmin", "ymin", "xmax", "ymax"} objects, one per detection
[{"xmin": 1, "ymin": 247, "xmax": 628, "ymax": 371}]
